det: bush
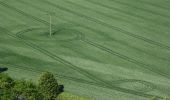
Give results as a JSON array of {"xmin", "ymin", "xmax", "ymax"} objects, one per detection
[
  {"xmin": 0, "ymin": 73, "xmax": 14, "ymax": 89},
  {"xmin": 0, "ymin": 89, "xmax": 16, "ymax": 100},
  {"xmin": 13, "ymin": 80, "xmax": 43, "ymax": 100},
  {"xmin": 38, "ymin": 72, "xmax": 59, "ymax": 100}
]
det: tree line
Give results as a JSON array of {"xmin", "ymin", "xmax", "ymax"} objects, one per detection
[{"xmin": 0, "ymin": 71, "xmax": 63, "ymax": 100}]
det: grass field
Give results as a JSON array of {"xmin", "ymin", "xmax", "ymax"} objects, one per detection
[{"xmin": 0, "ymin": 0, "xmax": 170, "ymax": 99}]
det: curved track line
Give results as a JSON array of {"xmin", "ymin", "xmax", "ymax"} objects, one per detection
[
  {"xmin": 15, "ymin": 27, "xmax": 80, "ymax": 41},
  {"xmin": 0, "ymin": 63, "xmax": 155, "ymax": 96},
  {"xmin": 0, "ymin": 27, "xmax": 165, "ymax": 99},
  {"xmin": 1, "ymin": 0, "xmax": 170, "ymax": 81},
  {"xmin": 0, "ymin": 27, "xmax": 105, "ymax": 85},
  {"xmin": 15, "ymin": 27, "xmax": 167, "ymax": 99},
  {"xmin": 16, "ymin": 27, "xmax": 170, "ymax": 80},
  {"xmin": 3, "ymin": 0, "xmax": 170, "ymax": 63},
  {"xmin": 0, "ymin": 0, "xmax": 169, "ymax": 80},
  {"xmin": 36, "ymin": 0, "xmax": 170, "ymax": 51},
  {"xmin": 0, "ymin": 1, "xmax": 168, "ymax": 98}
]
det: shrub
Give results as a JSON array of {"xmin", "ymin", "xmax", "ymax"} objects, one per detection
[
  {"xmin": 13, "ymin": 80, "xmax": 43, "ymax": 100},
  {"xmin": 0, "ymin": 73, "xmax": 14, "ymax": 89},
  {"xmin": 0, "ymin": 89, "xmax": 16, "ymax": 100},
  {"xmin": 38, "ymin": 72, "xmax": 59, "ymax": 100}
]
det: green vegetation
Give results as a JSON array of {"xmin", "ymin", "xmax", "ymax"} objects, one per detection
[
  {"xmin": 56, "ymin": 92, "xmax": 90, "ymax": 100},
  {"xmin": 38, "ymin": 72, "xmax": 59, "ymax": 99},
  {"xmin": 0, "ymin": 0, "xmax": 170, "ymax": 100},
  {"xmin": 0, "ymin": 72, "xmax": 61, "ymax": 100}
]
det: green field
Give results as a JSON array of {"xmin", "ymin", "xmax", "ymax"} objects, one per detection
[{"xmin": 0, "ymin": 0, "xmax": 170, "ymax": 99}]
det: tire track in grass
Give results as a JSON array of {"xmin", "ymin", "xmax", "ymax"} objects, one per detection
[
  {"xmin": 0, "ymin": 63, "xmax": 157, "ymax": 97},
  {"xmin": 0, "ymin": 27, "xmax": 122, "ymax": 96},
  {"xmin": 7, "ymin": 0, "xmax": 170, "ymax": 62},
  {"xmin": 0, "ymin": 1, "xmax": 117, "ymax": 87},
  {"xmin": 35, "ymin": 0, "xmax": 170, "ymax": 51},
  {"xmin": 107, "ymin": 0, "xmax": 170, "ymax": 19},
  {"xmin": 0, "ymin": 1, "xmax": 48, "ymax": 25},
  {"xmin": 130, "ymin": 0, "xmax": 170, "ymax": 11},
  {"xmin": 0, "ymin": 2, "xmax": 167, "ymax": 99},
  {"xmin": 64, "ymin": 0, "xmax": 169, "ymax": 33},
  {"xmin": 4, "ymin": 0, "xmax": 170, "ymax": 78},
  {"xmin": 0, "ymin": 63, "xmax": 99, "ymax": 86},
  {"xmin": 85, "ymin": 0, "xmax": 168, "ymax": 28},
  {"xmin": 14, "ymin": 28, "xmax": 167, "ymax": 99},
  {"xmin": 64, "ymin": 0, "xmax": 170, "ymax": 44},
  {"xmin": 84, "ymin": 0, "xmax": 170, "ymax": 28},
  {"xmin": 0, "ymin": 60, "xmax": 164, "ymax": 99},
  {"xmin": 0, "ymin": 25, "xmax": 165, "ymax": 99},
  {"xmin": 0, "ymin": 27, "xmax": 107, "ymax": 87},
  {"xmin": 81, "ymin": 38, "xmax": 170, "ymax": 79},
  {"xmin": 1, "ymin": 0, "xmax": 170, "ymax": 78},
  {"xmin": 15, "ymin": 25, "xmax": 170, "ymax": 81}
]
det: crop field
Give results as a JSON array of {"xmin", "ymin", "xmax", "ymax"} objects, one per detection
[{"xmin": 0, "ymin": 0, "xmax": 170, "ymax": 100}]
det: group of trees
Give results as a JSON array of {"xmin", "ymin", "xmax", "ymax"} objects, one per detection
[{"xmin": 0, "ymin": 72, "xmax": 63, "ymax": 100}]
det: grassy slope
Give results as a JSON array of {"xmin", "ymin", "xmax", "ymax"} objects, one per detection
[{"xmin": 0, "ymin": 0, "xmax": 170, "ymax": 100}]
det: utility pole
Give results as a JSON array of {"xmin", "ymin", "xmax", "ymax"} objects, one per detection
[
  {"xmin": 45, "ymin": 11, "xmax": 55, "ymax": 37},
  {"xmin": 49, "ymin": 15, "xmax": 52, "ymax": 37}
]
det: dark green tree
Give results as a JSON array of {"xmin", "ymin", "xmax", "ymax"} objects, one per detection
[{"xmin": 38, "ymin": 72, "xmax": 59, "ymax": 100}]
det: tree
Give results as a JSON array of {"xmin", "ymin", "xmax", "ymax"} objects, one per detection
[{"xmin": 38, "ymin": 72, "xmax": 59, "ymax": 100}]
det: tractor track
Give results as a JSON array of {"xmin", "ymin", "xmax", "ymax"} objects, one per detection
[
  {"xmin": 64, "ymin": 0, "xmax": 170, "ymax": 37},
  {"xmin": 15, "ymin": 25, "xmax": 170, "ymax": 81},
  {"xmin": 0, "ymin": 1, "xmax": 168, "ymax": 99},
  {"xmin": 129, "ymin": 0, "xmax": 170, "ymax": 11},
  {"xmin": 0, "ymin": 0, "xmax": 170, "ymax": 53},
  {"xmin": 0, "ymin": 26, "xmax": 165, "ymax": 99},
  {"xmin": 37, "ymin": 0, "xmax": 170, "ymax": 51},
  {"xmin": 4, "ymin": 0, "xmax": 170, "ymax": 63},
  {"xmin": 85, "ymin": 0, "xmax": 170, "ymax": 28},
  {"xmin": 0, "ymin": 63, "xmax": 155, "ymax": 95},
  {"xmin": 1, "ymin": 0, "xmax": 170, "ymax": 81},
  {"xmin": 107, "ymin": 0, "xmax": 170, "ymax": 19},
  {"xmin": 0, "ymin": 27, "xmax": 107, "ymax": 86},
  {"xmin": 81, "ymin": 38, "xmax": 170, "ymax": 79},
  {"xmin": 15, "ymin": 27, "xmax": 166, "ymax": 99}
]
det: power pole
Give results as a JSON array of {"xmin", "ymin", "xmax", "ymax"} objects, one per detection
[
  {"xmin": 45, "ymin": 11, "xmax": 55, "ymax": 37},
  {"xmin": 49, "ymin": 15, "xmax": 52, "ymax": 37}
]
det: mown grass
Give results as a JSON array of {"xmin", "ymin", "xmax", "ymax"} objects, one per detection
[
  {"xmin": 0, "ymin": 0, "xmax": 170, "ymax": 100},
  {"xmin": 56, "ymin": 92, "xmax": 91, "ymax": 100}
]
